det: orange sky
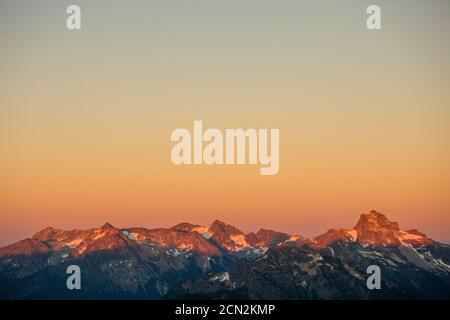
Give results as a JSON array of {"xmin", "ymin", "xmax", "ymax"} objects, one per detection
[{"xmin": 1, "ymin": 1, "xmax": 449, "ymax": 245}]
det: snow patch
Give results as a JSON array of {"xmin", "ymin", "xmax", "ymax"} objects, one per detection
[
  {"xmin": 65, "ymin": 238, "xmax": 84, "ymax": 248},
  {"xmin": 398, "ymin": 231, "xmax": 423, "ymax": 241},
  {"xmin": 437, "ymin": 259, "xmax": 450, "ymax": 269},
  {"xmin": 193, "ymin": 226, "xmax": 209, "ymax": 234},
  {"xmin": 128, "ymin": 232, "xmax": 139, "ymax": 241},
  {"xmin": 77, "ymin": 246, "xmax": 87, "ymax": 254},
  {"xmin": 230, "ymin": 234, "xmax": 251, "ymax": 250},
  {"xmin": 121, "ymin": 230, "xmax": 138, "ymax": 241},
  {"xmin": 346, "ymin": 230, "xmax": 358, "ymax": 241},
  {"xmin": 178, "ymin": 243, "xmax": 193, "ymax": 251},
  {"xmin": 192, "ymin": 226, "xmax": 212, "ymax": 239},
  {"xmin": 286, "ymin": 236, "xmax": 301, "ymax": 242},
  {"xmin": 399, "ymin": 244, "xmax": 432, "ymax": 270},
  {"xmin": 329, "ymin": 247, "xmax": 335, "ymax": 257},
  {"xmin": 201, "ymin": 232, "xmax": 212, "ymax": 239},
  {"xmin": 93, "ymin": 230, "xmax": 108, "ymax": 240},
  {"xmin": 166, "ymin": 248, "xmax": 182, "ymax": 256},
  {"xmin": 210, "ymin": 272, "xmax": 230, "ymax": 282}
]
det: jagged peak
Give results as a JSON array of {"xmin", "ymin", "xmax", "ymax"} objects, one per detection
[
  {"xmin": 32, "ymin": 226, "xmax": 53, "ymax": 237},
  {"xmin": 305, "ymin": 210, "xmax": 434, "ymax": 247},
  {"xmin": 210, "ymin": 219, "xmax": 227, "ymax": 227},
  {"xmin": 209, "ymin": 219, "xmax": 244, "ymax": 235},
  {"xmin": 32, "ymin": 226, "xmax": 65, "ymax": 240},
  {"xmin": 354, "ymin": 210, "xmax": 400, "ymax": 231},
  {"xmin": 352, "ymin": 210, "xmax": 433, "ymax": 245},
  {"xmin": 100, "ymin": 222, "xmax": 115, "ymax": 229}
]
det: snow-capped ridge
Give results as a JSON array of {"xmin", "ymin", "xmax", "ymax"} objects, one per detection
[{"xmin": 2, "ymin": 210, "xmax": 435, "ymax": 259}]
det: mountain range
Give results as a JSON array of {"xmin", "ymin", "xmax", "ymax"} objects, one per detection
[{"xmin": 1, "ymin": 210, "xmax": 449, "ymax": 299}]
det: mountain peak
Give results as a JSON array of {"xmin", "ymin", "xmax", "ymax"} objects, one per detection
[
  {"xmin": 32, "ymin": 226, "xmax": 54, "ymax": 238},
  {"xmin": 307, "ymin": 210, "xmax": 433, "ymax": 247},
  {"xmin": 366, "ymin": 210, "xmax": 385, "ymax": 219},
  {"xmin": 210, "ymin": 219, "xmax": 227, "ymax": 227},
  {"xmin": 354, "ymin": 210, "xmax": 400, "ymax": 233},
  {"xmin": 246, "ymin": 229, "xmax": 291, "ymax": 247},
  {"xmin": 32, "ymin": 226, "xmax": 65, "ymax": 242},
  {"xmin": 100, "ymin": 222, "xmax": 115, "ymax": 229},
  {"xmin": 0, "ymin": 238, "xmax": 49, "ymax": 257},
  {"xmin": 351, "ymin": 210, "xmax": 400, "ymax": 244},
  {"xmin": 209, "ymin": 220, "xmax": 243, "ymax": 236},
  {"xmin": 309, "ymin": 228, "xmax": 357, "ymax": 247},
  {"xmin": 207, "ymin": 220, "xmax": 249, "ymax": 251}
]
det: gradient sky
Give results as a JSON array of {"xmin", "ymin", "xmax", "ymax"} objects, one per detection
[{"xmin": 1, "ymin": 0, "xmax": 449, "ymax": 245}]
